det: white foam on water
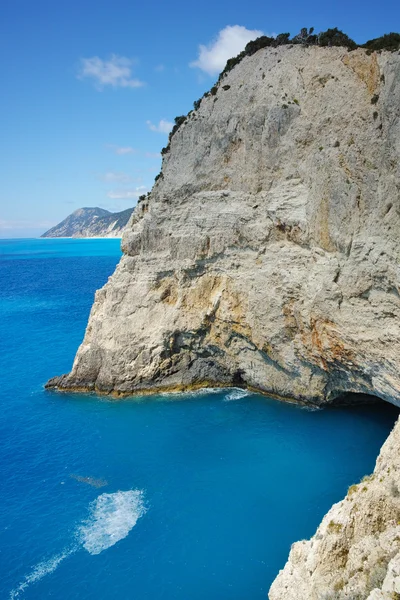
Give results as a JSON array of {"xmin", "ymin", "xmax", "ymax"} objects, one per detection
[
  {"xmin": 78, "ymin": 489, "xmax": 146, "ymax": 555},
  {"xmin": 223, "ymin": 388, "xmax": 251, "ymax": 402},
  {"xmin": 9, "ymin": 547, "xmax": 76, "ymax": 599},
  {"xmin": 159, "ymin": 387, "xmax": 222, "ymax": 399},
  {"xmin": 300, "ymin": 404, "xmax": 322, "ymax": 412},
  {"xmin": 9, "ymin": 489, "xmax": 146, "ymax": 597},
  {"xmin": 184, "ymin": 387, "xmax": 222, "ymax": 396}
]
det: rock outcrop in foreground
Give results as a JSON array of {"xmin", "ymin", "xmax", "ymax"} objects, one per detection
[
  {"xmin": 41, "ymin": 207, "xmax": 133, "ymax": 238},
  {"xmin": 47, "ymin": 45, "xmax": 400, "ymax": 597},
  {"xmin": 270, "ymin": 416, "xmax": 400, "ymax": 600}
]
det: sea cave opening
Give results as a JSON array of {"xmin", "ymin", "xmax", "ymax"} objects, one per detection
[
  {"xmin": 325, "ymin": 390, "xmax": 399, "ymax": 434},
  {"xmin": 330, "ymin": 391, "xmax": 394, "ymax": 405}
]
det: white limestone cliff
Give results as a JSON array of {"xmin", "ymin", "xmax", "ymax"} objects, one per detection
[
  {"xmin": 46, "ymin": 44, "xmax": 400, "ymax": 597},
  {"xmin": 48, "ymin": 45, "xmax": 400, "ymax": 405}
]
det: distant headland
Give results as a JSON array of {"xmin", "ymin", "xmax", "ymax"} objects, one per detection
[{"xmin": 41, "ymin": 206, "xmax": 133, "ymax": 238}]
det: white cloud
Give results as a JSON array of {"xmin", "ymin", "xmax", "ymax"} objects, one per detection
[
  {"xmin": 107, "ymin": 186, "xmax": 147, "ymax": 200},
  {"xmin": 190, "ymin": 25, "xmax": 264, "ymax": 76},
  {"xmin": 154, "ymin": 64, "xmax": 165, "ymax": 72},
  {"xmin": 115, "ymin": 146, "xmax": 136, "ymax": 155},
  {"xmin": 98, "ymin": 171, "xmax": 132, "ymax": 183},
  {"xmin": 105, "ymin": 144, "xmax": 137, "ymax": 155},
  {"xmin": 145, "ymin": 151, "xmax": 161, "ymax": 159},
  {"xmin": 78, "ymin": 55, "xmax": 145, "ymax": 89},
  {"xmin": 146, "ymin": 119, "xmax": 173, "ymax": 134}
]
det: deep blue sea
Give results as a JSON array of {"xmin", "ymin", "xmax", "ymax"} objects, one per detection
[{"xmin": 0, "ymin": 238, "xmax": 398, "ymax": 600}]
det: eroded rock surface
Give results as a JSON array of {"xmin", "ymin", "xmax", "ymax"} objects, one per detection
[
  {"xmin": 47, "ymin": 46, "xmax": 400, "ymax": 407},
  {"xmin": 269, "ymin": 415, "xmax": 400, "ymax": 600}
]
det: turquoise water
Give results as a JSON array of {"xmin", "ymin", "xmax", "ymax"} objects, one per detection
[{"xmin": 0, "ymin": 238, "xmax": 397, "ymax": 600}]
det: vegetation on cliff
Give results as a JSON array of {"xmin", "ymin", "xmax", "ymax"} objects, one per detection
[
  {"xmin": 216, "ymin": 28, "xmax": 399, "ymax": 81},
  {"xmin": 156, "ymin": 28, "xmax": 399, "ymax": 164}
]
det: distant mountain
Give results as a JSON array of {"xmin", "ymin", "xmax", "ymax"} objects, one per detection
[{"xmin": 41, "ymin": 207, "xmax": 134, "ymax": 238}]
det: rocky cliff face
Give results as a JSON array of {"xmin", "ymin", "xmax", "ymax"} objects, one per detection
[
  {"xmin": 47, "ymin": 45, "xmax": 400, "ymax": 596},
  {"xmin": 41, "ymin": 207, "xmax": 133, "ymax": 238},
  {"xmin": 270, "ymin": 415, "xmax": 400, "ymax": 600},
  {"xmin": 48, "ymin": 46, "xmax": 400, "ymax": 405}
]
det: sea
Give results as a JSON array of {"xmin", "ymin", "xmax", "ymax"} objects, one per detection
[{"xmin": 0, "ymin": 238, "xmax": 398, "ymax": 600}]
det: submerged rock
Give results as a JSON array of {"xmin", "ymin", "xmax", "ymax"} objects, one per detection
[{"xmin": 70, "ymin": 474, "xmax": 108, "ymax": 488}]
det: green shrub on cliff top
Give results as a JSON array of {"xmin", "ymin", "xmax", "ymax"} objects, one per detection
[
  {"xmin": 362, "ymin": 32, "xmax": 400, "ymax": 52},
  {"xmin": 243, "ymin": 35, "xmax": 275, "ymax": 56},
  {"xmin": 318, "ymin": 27, "xmax": 357, "ymax": 50},
  {"xmin": 292, "ymin": 27, "xmax": 318, "ymax": 45}
]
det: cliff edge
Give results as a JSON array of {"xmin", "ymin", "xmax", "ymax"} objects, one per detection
[{"xmin": 47, "ymin": 45, "xmax": 400, "ymax": 406}]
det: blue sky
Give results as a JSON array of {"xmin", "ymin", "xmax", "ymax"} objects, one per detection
[{"xmin": 1, "ymin": 0, "xmax": 399, "ymax": 237}]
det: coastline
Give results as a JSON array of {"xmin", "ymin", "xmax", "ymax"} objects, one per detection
[{"xmin": 39, "ymin": 236, "xmax": 123, "ymax": 240}]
